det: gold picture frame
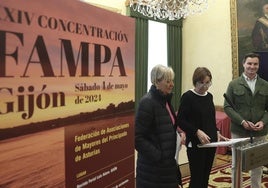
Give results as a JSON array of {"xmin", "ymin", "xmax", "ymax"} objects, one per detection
[{"xmin": 230, "ymin": 0, "xmax": 239, "ymax": 79}]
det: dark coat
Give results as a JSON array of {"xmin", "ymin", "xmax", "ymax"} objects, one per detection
[{"xmin": 135, "ymin": 85, "xmax": 181, "ymax": 188}]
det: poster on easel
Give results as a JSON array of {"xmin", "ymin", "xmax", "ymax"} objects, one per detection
[{"xmin": 0, "ymin": 0, "xmax": 135, "ymax": 187}]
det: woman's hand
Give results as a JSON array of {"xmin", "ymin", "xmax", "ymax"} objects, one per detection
[
  {"xmin": 217, "ymin": 131, "xmax": 229, "ymax": 142},
  {"xmin": 196, "ymin": 129, "xmax": 211, "ymax": 144}
]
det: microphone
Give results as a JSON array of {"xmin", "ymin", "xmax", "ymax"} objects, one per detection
[{"xmin": 223, "ymin": 93, "xmax": 253, "ymax": 143}]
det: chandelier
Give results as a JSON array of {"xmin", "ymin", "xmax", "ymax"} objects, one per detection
[{"xmin": 129, "ymin": 0, "xmax": 209, "ymax": 20}]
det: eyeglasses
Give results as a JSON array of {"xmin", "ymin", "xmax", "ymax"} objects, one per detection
[{"xmin": 196, "ymin": 81, "xmax": 212, "ymax": 88}]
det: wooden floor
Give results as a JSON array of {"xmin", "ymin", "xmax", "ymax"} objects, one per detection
[{"xmin": 180, "ymin": 154, "xmax": 232, "ymax": 177}]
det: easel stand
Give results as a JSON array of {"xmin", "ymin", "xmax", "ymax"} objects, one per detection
[{"xmin": 232, "ymin": 139, "xmax": 268, "ymax": 188}]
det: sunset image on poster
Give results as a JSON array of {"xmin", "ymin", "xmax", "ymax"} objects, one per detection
[{"xmin": 0, "ymin": 8, "xmax": 134, "ymax": 129}]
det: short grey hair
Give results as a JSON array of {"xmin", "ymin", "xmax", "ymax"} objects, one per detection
[{"xmin": 151, "ymin": 64, "xmax": 174, "ymax": 85}]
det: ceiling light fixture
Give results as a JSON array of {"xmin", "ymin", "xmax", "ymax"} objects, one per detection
[{"xmin": 129, "ymin": 0, "xmax": 209, "ymax": 20}]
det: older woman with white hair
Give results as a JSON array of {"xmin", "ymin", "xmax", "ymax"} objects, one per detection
[{"xmin": 135, "ymin": 64, "xmax": 182, "ymax": 188}]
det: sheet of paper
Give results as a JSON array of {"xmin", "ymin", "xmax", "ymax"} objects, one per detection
[{"xmin": 197, "ymin": 138, "xmax": 250, "ymax": 148}]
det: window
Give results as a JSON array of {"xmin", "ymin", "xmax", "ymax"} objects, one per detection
[{"xmin": 147, "ymin": 20, "xmax": 167, "ymax": 90}]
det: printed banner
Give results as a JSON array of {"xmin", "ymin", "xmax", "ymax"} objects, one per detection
[{"xmin": 0, "ymin": 0, "xmax": 135, "ymax": 187}]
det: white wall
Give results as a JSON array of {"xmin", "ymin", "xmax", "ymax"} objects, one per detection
[
  {"xmin": 182, "ymin": 0, "xmax": 233, "ymax": 106},
  {"xmin": 80, "ymin": 0, "xmax": 126, "ymax": 14}
]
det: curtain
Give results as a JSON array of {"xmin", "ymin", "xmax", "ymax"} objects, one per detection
[
  {"xmin": 167, "ymin": 24, "xmax": 182, "ymax": 110},
  {"xmin": 134, "ymin": 18, "xmax": 148, "ymax": 111},
  {"xmin": 127, "ymin": 6, "xmax": 182, "ymax": 111}
]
